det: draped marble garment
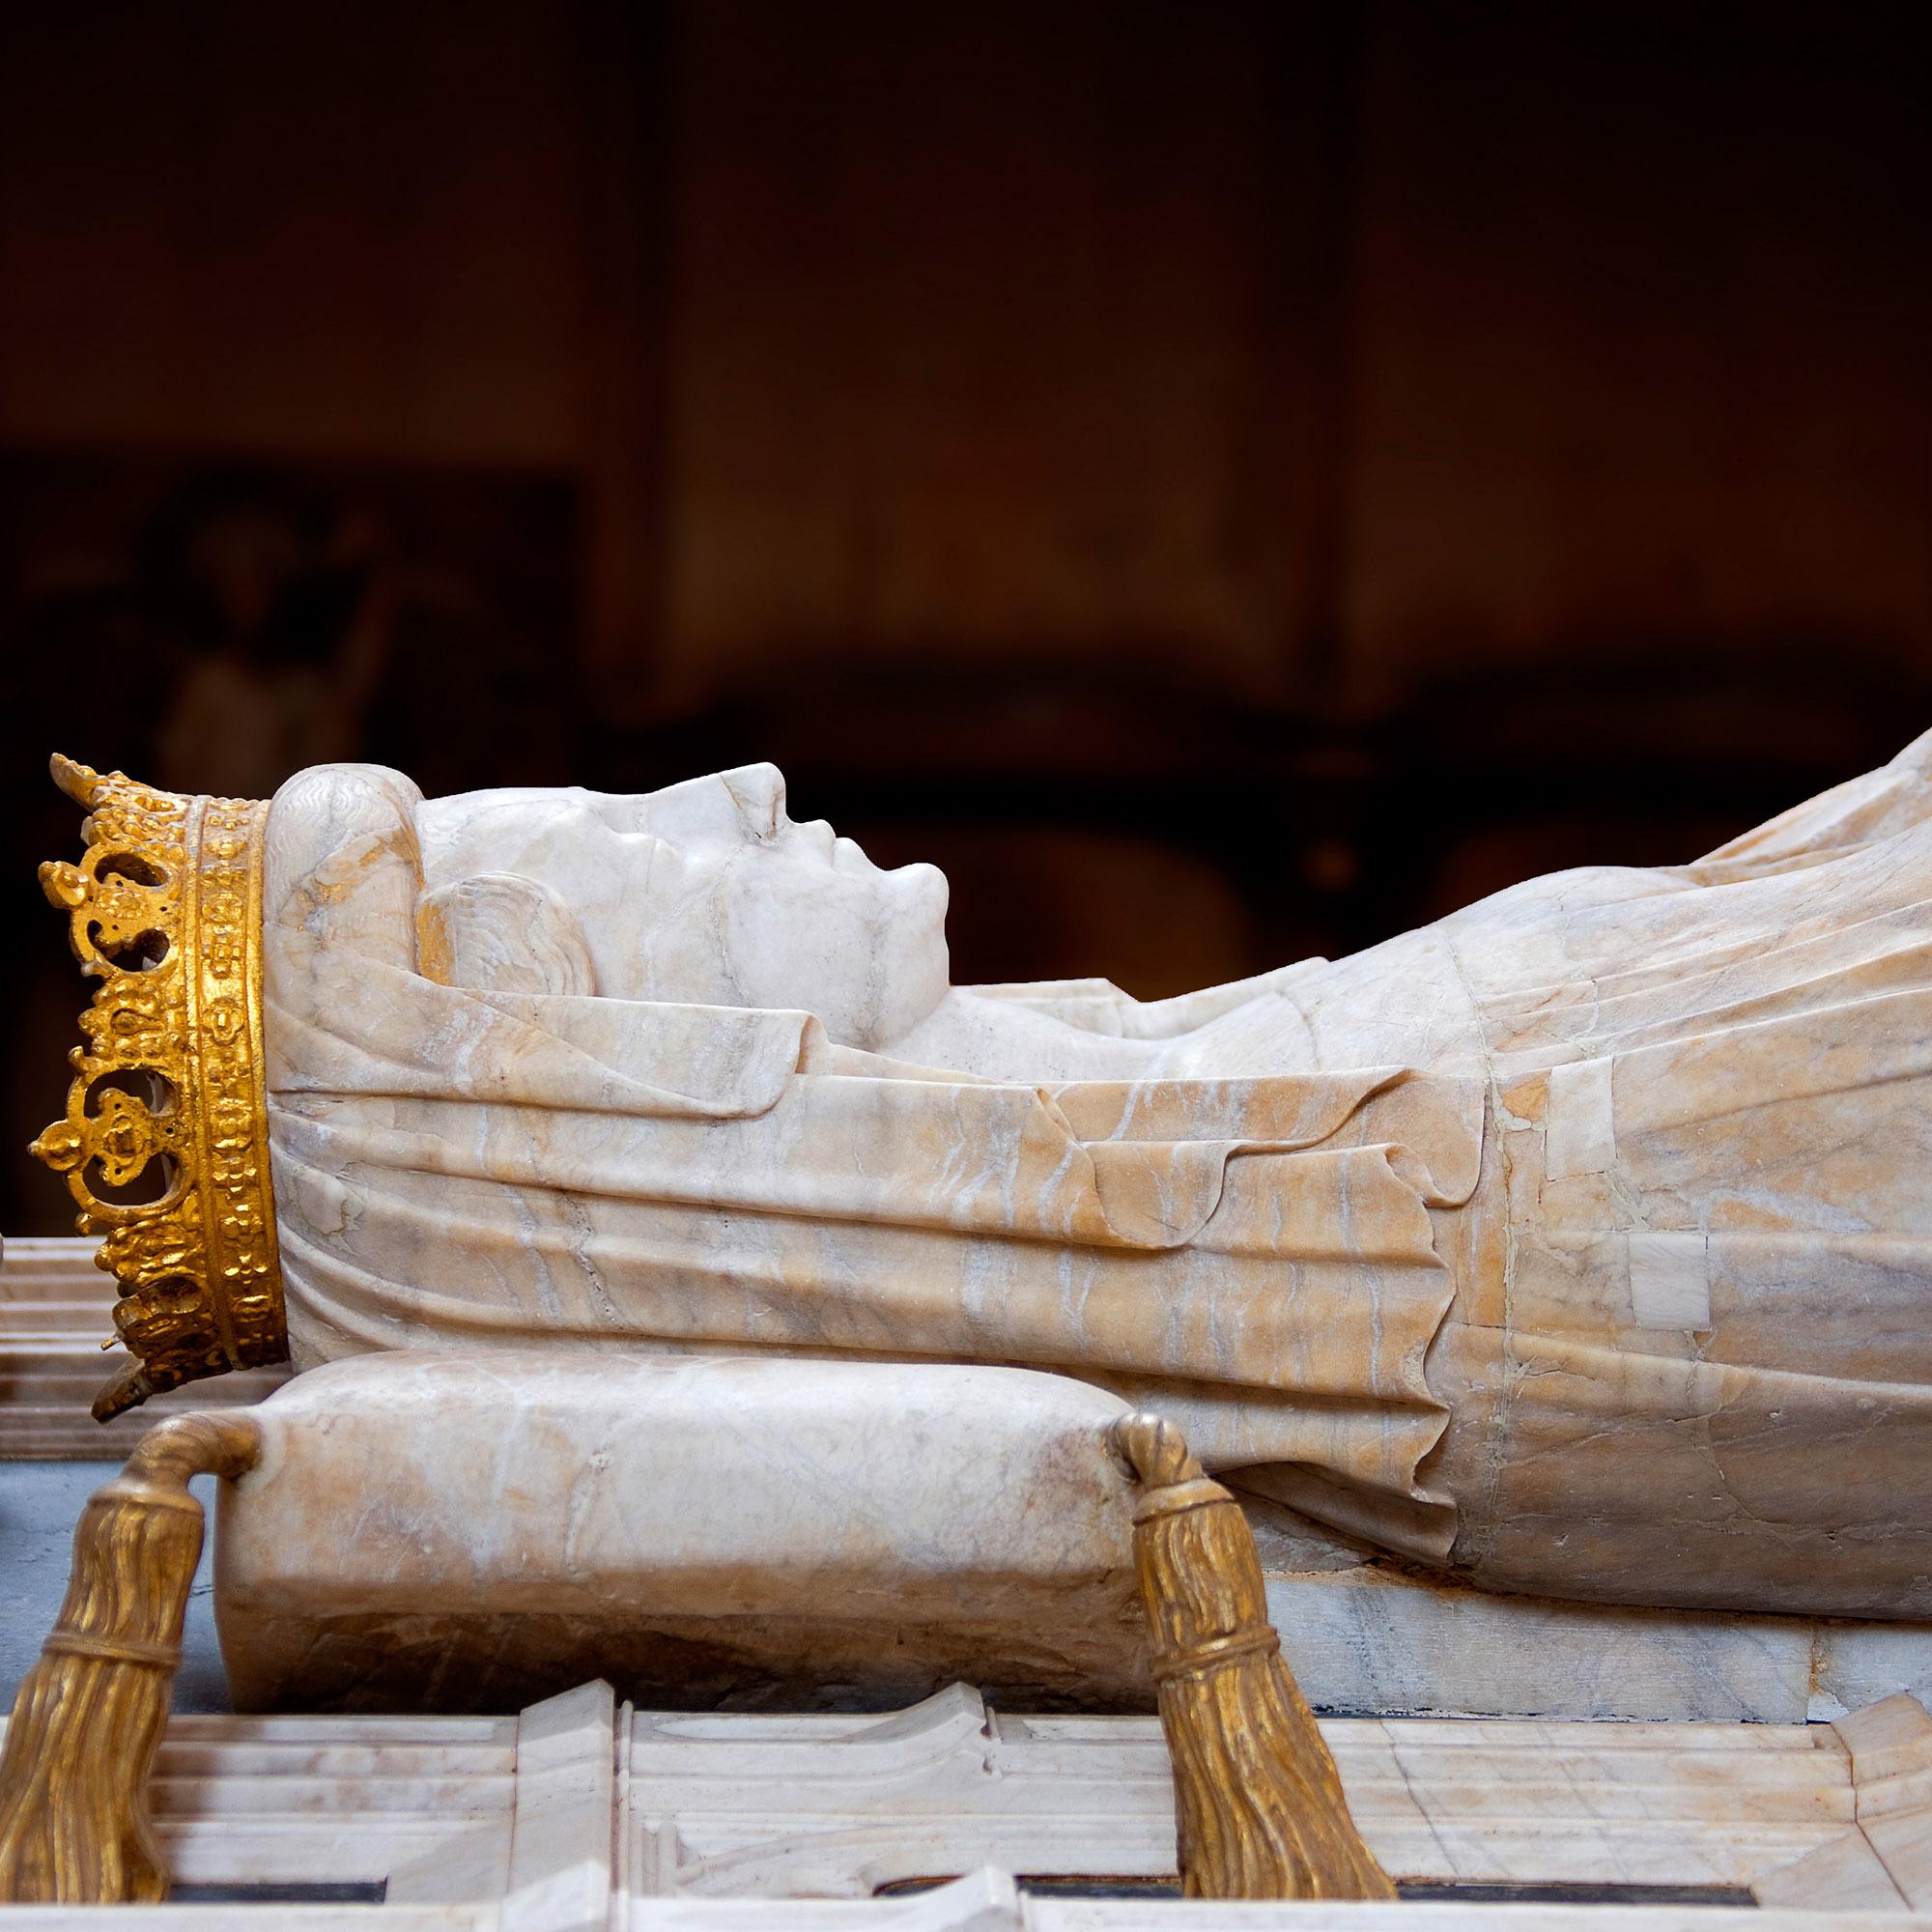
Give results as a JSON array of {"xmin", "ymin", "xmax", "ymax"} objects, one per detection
[{"xmin": 261, "ymin": 734, "xmax": 1932, "ymax": 1618}]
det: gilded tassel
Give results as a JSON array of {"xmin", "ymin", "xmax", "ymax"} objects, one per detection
[
  {"xmin": 1111, "ymin": 1410, "xmax": 1395, "ymax": 1900},
  {"xmin": 0, "ymin": 1410, "xmax": 261, "ymax": 1904}
]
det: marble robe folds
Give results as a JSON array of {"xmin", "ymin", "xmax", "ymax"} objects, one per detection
[
  {"xmin": 264, "ymin": 738, "xmax": 1932, "ymax": 1620},
  {"xmin": 265, "ymin": 809, "xmax": 1480, "ymax": 1561}
]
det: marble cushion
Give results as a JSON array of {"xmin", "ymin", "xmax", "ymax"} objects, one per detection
[{"xmin": 213, "ymin": 1350, "xmax": 1147, "ymax": 1713}]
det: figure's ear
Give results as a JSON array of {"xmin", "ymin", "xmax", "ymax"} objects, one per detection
[{"xmin": 419, "ymin": 870, "xmax": 599, "ymax": 997}]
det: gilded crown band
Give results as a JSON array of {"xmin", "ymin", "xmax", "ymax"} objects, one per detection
[{"xmin": 31, "ymin": 755, "xmax": 287, "ymax": 1420}]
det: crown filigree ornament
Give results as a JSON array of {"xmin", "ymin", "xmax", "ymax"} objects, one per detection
[{"xmin": 30, "ymin": 755, "xmax": 287, "ymax": 1421}]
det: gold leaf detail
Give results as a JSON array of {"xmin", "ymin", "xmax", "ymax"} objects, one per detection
[{"xmin": 31, "ymin": 757, "xmax": 287, "ymax": 1418}]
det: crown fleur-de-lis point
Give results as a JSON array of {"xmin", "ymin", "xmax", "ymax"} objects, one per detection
[
  {"xmin": 39, "ymin": 860, "xmax": 89, "ymax": 911},
  {"xmin": 48, "ymin": 752, "xmax": 102, "ymax": 807},
  {"xmin": 29, "ymin": 1120, "xmax": 85, "ymax": 1173}
]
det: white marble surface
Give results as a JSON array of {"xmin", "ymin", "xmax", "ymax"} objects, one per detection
[
  {"xmin": 18, "ymin": 1264, "xmax": 1932, "ymax": 1727},
  {"xmin": 623, "ymin": 1683, "xmax": 1854, "ymax": 1901},
  {"xmin": 265, "ymin": 759, "xmax": 1471, "ymax": 1576},
  {"xmin": 0, "ymin": 1904, "xmax": 1915, "ymax": 1930},
  {"xmin": 203, "ymin": 1345, "xmax": 1932, "ymax": 1722},
  {"xmin": 11, "ymin": 1680, "xmax": 1931, "ymax": 1925},
  {"xmin": 21, "ymin": 1268, "xmax": 1932, "ymax": 1724},
  {"xmin": 1258, "ymin": 1563, "xmax": 1932, "ymax": 1725},
  {"xmin": 256, "ymin": 739, "xmax": 1932, "ymax": 1626},
  {"xmin": 214, "ymin": 1352, "xmax": 1144, "ymax": 1713}
]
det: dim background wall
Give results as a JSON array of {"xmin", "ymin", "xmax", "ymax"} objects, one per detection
[{"xmin": 3, "ymin": 0, "xmax": 1927, "ymax": 1233}]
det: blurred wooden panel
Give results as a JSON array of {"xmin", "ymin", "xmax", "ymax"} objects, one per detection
[
  {"xmin": 0, "ymin": 2, "xmax": 592, "ymax": 465},
  {"xmin": 653, "ymin": 0, "xmax": 1356, "ymax": 707},
  {"xmin": 3, "ymin": 2, "xmax": 1925, "ymax": 714},
  {"xmin": 1344, "ymin": 2, "xmax": 1932, "ymax": 683}
]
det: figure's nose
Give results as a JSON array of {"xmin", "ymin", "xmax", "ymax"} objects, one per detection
[{"xmin": 722, "ymin": 763, "xmax": 788, "ymax": 840}]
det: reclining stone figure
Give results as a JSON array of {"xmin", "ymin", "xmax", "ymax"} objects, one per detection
[
  {"xmin": 32, "ymin": 733, "xmax": 1932, "ymax": 1624},
  {"xmin": 12, "ymin": 736, "xmax": 1932, "ymax": 1905}
]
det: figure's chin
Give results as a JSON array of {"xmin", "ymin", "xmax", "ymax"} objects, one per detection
[{"xmin": 895, "ymin": 860, "xmax": 951, "ymax": 934}]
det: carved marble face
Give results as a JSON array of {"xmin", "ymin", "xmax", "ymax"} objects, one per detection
[{"xmin": 418, "ymin": 763, "xmax": 951, "ymax": 1049}]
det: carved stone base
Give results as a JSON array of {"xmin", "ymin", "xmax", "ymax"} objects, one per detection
[{"xmin": 2, "ymin": 1680, "xmax": 1925, "ymax": 1921}]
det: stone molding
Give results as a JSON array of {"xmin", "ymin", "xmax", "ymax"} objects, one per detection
[
  {"xmin": 0, "ymin": 1237, "xmax": 287, "ymax": 1461},
  {"xmin": 4, "ymin": 1679, "xmax": 1930, "ymax": 1925}
]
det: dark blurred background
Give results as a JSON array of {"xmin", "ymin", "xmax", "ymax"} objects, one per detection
[{"xmin": 3, "ymin": 0, "xmax": 1927, "ymax": 1233}]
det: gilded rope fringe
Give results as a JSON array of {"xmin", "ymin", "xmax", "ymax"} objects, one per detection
[
  {"xmin": 1111, "ymin": 1409, "xmax": 1396, "ymax": 1901},
  {"xmin": 0, "ymin": 1411, "xmax": 261, "ymax": 1904}
]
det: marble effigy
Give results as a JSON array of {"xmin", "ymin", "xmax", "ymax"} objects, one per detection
[
  {"xmin": 18, "ymin": 737, "xmax": 1932, "ymax": 1914},
  {"xmin": 254, "ymin": 735, "xmax": 1932, "ymax": 1624}
]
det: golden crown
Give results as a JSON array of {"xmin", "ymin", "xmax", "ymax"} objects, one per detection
[{"xmin": 30, "ymin": 755, "xmax": 287, "ymax": 1421}]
